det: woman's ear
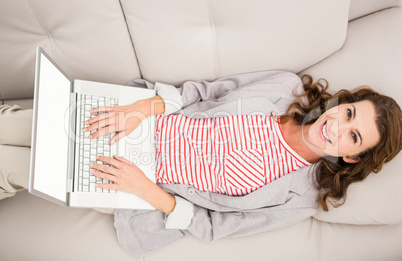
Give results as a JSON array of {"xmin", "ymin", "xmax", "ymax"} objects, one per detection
[{"xmin": 343, "ymin": 156, "xmax": 361, "ymax": 164}]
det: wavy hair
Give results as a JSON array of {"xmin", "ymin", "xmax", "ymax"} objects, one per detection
[{"xmin": 283, "ymin": 75, "xmax": 402, "ymax": 211}]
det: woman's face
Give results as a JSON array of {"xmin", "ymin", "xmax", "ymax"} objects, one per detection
[{"xmin": 303, "ymin": 100, "xmax": 380, "ymax": 163}]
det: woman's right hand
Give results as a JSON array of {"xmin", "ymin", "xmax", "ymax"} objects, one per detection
[
  {"xmin": 83, "ymin": 95, "xmax": 165, "ymax": 144},
  {"xmin": 83, "ymin": 100, "xmax": 150, "ymax": 144}
]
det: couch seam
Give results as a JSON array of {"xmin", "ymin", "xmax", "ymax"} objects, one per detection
[
  {"xmin": 118, "ymin": 0, "xmax": 143, "ymax": 79},
  {"xmin": 206, "ymin": 0, "xmax": 219, "ymax": 79},
  {"xmin": 26, "ymin": 0, "xmax": 57, "ymax": 62},
  {"xmin": 349, "ymin": 6, "xmax": 400, "ymax": 22}
]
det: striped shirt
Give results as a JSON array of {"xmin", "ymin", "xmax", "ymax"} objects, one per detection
[{"xmin": 154, "ymin": 114, "xmax": 310, "ymax": 196}]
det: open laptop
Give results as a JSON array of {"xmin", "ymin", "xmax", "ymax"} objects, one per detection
[{"xmin": 29, "ymin": 46, "xmax": 156, "ymax": 209}]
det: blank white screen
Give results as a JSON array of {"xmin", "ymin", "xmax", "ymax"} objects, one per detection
[{"xmin": 33, "ymin": 53, "xmax": 71, "ymax": 202}]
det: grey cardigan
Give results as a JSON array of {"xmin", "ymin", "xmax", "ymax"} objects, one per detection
[{"xmin": 114, "ymin": 71, "xmax": 320, "ymax": 259}]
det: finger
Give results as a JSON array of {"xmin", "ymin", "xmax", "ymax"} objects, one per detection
[
  {"xmin": 85, "ymin": 112, "xmax": 113, "ymax": 126},
  {"xmin": 90, "ymin": 106, "xmax": 114, "ymax": 114},
  {"xmin": 96, "ymin": 155, "xmax": 124, "ymax": 169},
  {"xmin": 89, "ymin": 161, "xmax": 119, "ymax": 175},
  {"xmin": 88, "ymin": 125, "xmax": 117, "ymax": 139},
  {"xmin": 113, "ymin": 155, "xmax": 132, "ymax": 165},
  {"xmin": 85, "ymin": 118, "xmax": 114, "ymax": 132},
  {"xmin": 91, "ymin": 170, "xmax": 118, "ymax": 183},
  {"xmin": 110, "ymin": 131, "xmax": 127, "ymax": 144},
  {"xmin": 95, "ymin": 182, "xmax": 118, "ymax": 191}
]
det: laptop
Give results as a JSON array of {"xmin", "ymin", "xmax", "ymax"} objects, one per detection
[{"xmin": 29, "ymin": 46, "xmax": 156, "ymax": 209}]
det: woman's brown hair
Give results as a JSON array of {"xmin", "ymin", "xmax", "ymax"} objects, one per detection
[{"xmin": 284, "ymin": 75, "xmax": 402, "ymax": 211}]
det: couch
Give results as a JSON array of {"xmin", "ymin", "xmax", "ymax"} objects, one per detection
[{"xmin": 1, "ymin": 0, "xmax": 402, "ymax": 260}]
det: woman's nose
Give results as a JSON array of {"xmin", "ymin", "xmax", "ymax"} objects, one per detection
[
  {"xmin": 329, "ymin": 118, "xmax": 352, "ymax": 139},
  {"xmin": 328, "ymin": 118, "xmax": 339, "ymax": 139}
]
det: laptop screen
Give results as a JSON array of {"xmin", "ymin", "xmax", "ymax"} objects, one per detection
[{"xmin": 30, "ymin": 48, "xmax": 72, "ymax": 204}]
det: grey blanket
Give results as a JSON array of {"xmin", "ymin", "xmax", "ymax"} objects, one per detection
[{"xmin": 115, "ymin": 71, "xmax": 319, "ymax": 259}]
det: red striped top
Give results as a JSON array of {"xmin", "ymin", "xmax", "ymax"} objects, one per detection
[{"xmin": 154, "ymin": 114, "xmax": 310, "ymax": 196}]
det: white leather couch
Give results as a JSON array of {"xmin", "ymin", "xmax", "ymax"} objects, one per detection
[{"xmin": 1, "ymin": 0, "xmax": 402, "ymax": 260}]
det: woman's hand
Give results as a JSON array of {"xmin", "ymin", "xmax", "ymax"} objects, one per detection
[
  {"xmin": 83, "ymin": 95, "xmax": 165, "ymax": 144},
  {"xmin": 83, "ymin": 100, "xmax": 149, "ymax": 144},
  {"xmin": 90, "ymin": 155, "xmax": 176, "ymax": 215},
  {"xmin": 90, "ymin": 155, "xmax": 153, "ymax": 196}
]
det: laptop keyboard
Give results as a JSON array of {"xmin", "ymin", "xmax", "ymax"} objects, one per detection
[{"xmin": 75, "ymin": 94, "xmax": 119, "ymax": 193}]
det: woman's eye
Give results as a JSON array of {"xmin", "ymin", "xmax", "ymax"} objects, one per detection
[
  {"xmin": 352, "ymin": 132, "xmax": 357, "ymax": 143},
  {"xmin": 347, "ymin": 108, "xmax": 352, "ymax": 119}
]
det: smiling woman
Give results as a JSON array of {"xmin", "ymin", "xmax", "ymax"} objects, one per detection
[
  {"xmin": 84, "ymin": 73, "xmax": 402, "ymax": 215},
  {"xmin": 282, "ymin": 75, "xmax": 402, "ymax": 211},
  {"xmin": 1, "ymin": 71, "xmax": 400, "ymax": 259},
  {"xmin": 304, "ymin": 100, "xmax": 380, "ymax": 161}
]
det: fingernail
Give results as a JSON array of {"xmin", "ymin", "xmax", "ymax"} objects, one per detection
[
  {"xmin": 96, "ymin": 155, "xmax": 100, "ymax": 160},
  {"xmin": 89, "ymin": 163, "xmax": 94, "ymax": 167},
  {"xmin": 83, "ymin": 127, "xmax": 87, "ymax": 131},
  {"xmin": 88, "ymin": 134, "xmax": 92, "ymax": 139}
]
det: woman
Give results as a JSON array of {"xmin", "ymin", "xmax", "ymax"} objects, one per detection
[
  {"xmin": 1, "ymin": 71, "xmax": 401, "ymax": 258},
  {"xmin": 81, "ymin": 71, "xmax": 401, "ymax": 258},
  {"xmin": 85, "ymin": 72, "xmax": 401, "ymax": 214}
]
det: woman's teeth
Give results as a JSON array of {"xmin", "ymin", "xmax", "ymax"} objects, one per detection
[{"xmin": 322, "ymin": 122, "xmax": 332, "ymax": 144}]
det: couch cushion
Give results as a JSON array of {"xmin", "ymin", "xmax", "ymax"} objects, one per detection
[
  {"xmin": 121, "ymin": 0, "xmax": 350, "ymax": 86},
  {"xmin": 318, "ymin": 222, "xmax": 402, "ymax": 261},
  {"xmin": 300, "ymin": 7, "xmax": 402, "ymax": 225},
  {"xmin": 0, "ymin": 191, "xmax": 136, "ymax": 261},
  {"xmin": 127, "ymin": 217, "xmax": 320, "ymax": 261},
  {"xmin": 0, "ymin": 190, "xmax": 321, "ymax": 261},
  {"xmin": 0, "ymin": 0, "xmax": 141, "ymax": 100}
]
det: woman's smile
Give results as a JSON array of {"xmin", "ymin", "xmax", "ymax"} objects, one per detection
[{"xmin": 321, "ymin": 120, "xmax": 332, "ymax": 144}]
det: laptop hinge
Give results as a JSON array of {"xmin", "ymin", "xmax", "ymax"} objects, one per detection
[{"xmin": 66, "ymin": 92, "xmax": 78, "ymax": 197}]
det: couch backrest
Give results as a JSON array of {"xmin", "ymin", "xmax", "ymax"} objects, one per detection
[
  {"xmin": 1, "ymin": 0, "xmax": 351, "ymax": 101},
  {"xmin": 121, "ymin": 0, "xmax": 350, "ymax": 86},
  {"xmin": 0, "ymin": 0, "xmax": 141, "ymax": 100}
]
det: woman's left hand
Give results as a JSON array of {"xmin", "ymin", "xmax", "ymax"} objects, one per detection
[
  {"xmin": 90, "ymin": 155, "xmax": 176, "ymax": 215},
  {"xmin": 90, "ymin": 155, "xmax": 153, "ymax": 197}
]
